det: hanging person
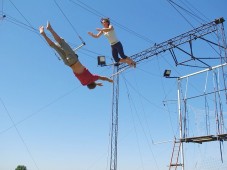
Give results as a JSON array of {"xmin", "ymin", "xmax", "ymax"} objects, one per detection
[
  {"xmin": 88, "ymin": 17, "xmax": 136, "ymax": 67},
  {"xmin": 39, "ymin": 21, "xmax": 113, "ymax": 89}
]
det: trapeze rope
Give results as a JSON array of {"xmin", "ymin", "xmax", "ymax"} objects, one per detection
[{"xmin": 54, "ymin": 0, "xmax": 85, "ymax": 46}]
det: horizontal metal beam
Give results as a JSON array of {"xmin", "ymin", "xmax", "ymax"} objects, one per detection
[
  {"xmin": 119, "ymin": 17, "xmax": 225, "ymax": 69},
  {"xmin": 178, "ymin": 62, "xmax": 227, "ymax": 80}
]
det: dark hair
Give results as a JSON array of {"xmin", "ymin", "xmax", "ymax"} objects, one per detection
[
  {"xmin": 100, "ymin": 17, "xmax": 110, "ymax": 25},
  {"xmin": 87, "ymin": 82, "xmax": 97, "ymax": 90}
]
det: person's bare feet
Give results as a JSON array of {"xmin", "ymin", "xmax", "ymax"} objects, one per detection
[
  {"xmin": 126, "ymin": 58, "xmax": 136, "ymax": 68},
  {"xmin": 131, "ymin": 61, "xmax": 136, "ymax": 68},
  {"xmin": 39, "ymin": 26, "xmax": 45, "ymax": 35},
  {"xmin": 46, "ymin": 21, "xmax": 52, "ymax": 30}
]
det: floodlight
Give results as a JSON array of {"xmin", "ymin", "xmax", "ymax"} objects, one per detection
[
  {"xmin": 97, "ymin": 56, "xmax": 106, "ymax": 66},
  {"xmin": 164, "ymin": 70, "xmax": 171, "ymax": 77}
]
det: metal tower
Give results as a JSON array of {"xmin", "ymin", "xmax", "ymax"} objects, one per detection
[
  {"xmin": 110, "ymin": 65, "xmax": 119, "ymax": 170},
  {"xmin": 107, "ymin": 17, "xmax": 226, "ymax": 170}
]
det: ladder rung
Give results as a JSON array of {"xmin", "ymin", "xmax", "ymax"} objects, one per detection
[{"xmin": 170, "ymin": 163, "xmax": 183, "ymax": 166}]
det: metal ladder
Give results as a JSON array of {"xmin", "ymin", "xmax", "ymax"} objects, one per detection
[{"xmin": 169, "ymin": 139, "xmax": 183, "ymax": 170}]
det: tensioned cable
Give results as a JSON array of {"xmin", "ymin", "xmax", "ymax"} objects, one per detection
[
  {"xmin": 129, "ymin": 69, "xmax": 157, "ymax": 144},
  {"xmin": 120, "ymin": 69, "xmax": 181, "ymax": 139},
  {"xmin": 53, "ymin": 0, "xmax": 113, "ymax": 61},
  {"xmin": 121, "ymin": 71, "xmax": 172, "ymax": 111},
  {"xmin": 69, "ymin": 0, "xmax": 155, "ymax": 44},
  {"xmin": 181, "ymin": 0, "xmax": 210, "ymax": 22},
  {"xmin": 166, "ymin": 0, "xmax": 227, "ymax": 108},
  {"xmin": 1, "ymin": 2, "xmax": 45, "ymax": 169},
  {"xmin": 0, "ymin": 97, "xmax": 40, "ymax": 170},
  {"xmin": 2, "ymin": 13, "xmax": 107, "ymax": 61},
  {"xmin": 172, "ymin": 0, "xmax": 207, "ymax": 24},
  {"xmin": 125, "ymin": 90, "xmax": 145, "ymax": 170},
  {"xmin": 167, "ymin": 0, "xmax": 223, "ymax": 58},
  {"xmin": 2, "ymin": 10, "xmax": 63, "ymax": 60},
  {"xmin": 0, "ymin": 85, "xmax": 81, "ymax": 135},
  {"xmin": 8, "ymin": 0, "xmax": 34, "ymax": 29},
  {"xmin": 4, "ymin": 13, "xmax": 38, "ymax": 34},
  {"xmin": 0, "ymin": 2, "xmax": 110, "ymax": 138},
  {"xmin": 120, "ymin": 63, "xmax": 179, "ymax": 137},
  {"xmin": 4, "ymin": 0, "xmax": 104, "ymax": 61},
  {"xmin": 135, "ymin": 65, "xmax": 177, "ymax": 104},
  {"xmin": 167, "ymin": 0, "xmax": 194, "ymax": 28},
  {"xmin": 156, "ymin": 57, "xmax": 176, "ymax": 136},
  {"xmin": 54, "ymin": 0, "xmax": 84, "ymax": 43},
  {"xmin": 121, "ymin": 75, "xmax": 159, "ymax": 170}
]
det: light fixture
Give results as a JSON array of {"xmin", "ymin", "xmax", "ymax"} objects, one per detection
[
  {"xmin": 164, "ymin": 69, "xmax": 171, "ymax": 77},
  {"xmin": 97, "ymin": 56, "xmax": 106, "ymax": 66}
]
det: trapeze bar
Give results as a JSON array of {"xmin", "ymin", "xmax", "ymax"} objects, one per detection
[
  {"xmin": 178, "ymin": 62, "xmax": 227, "ymax": 80},
  {"xmin": 180, "ymin": 133, "xmax": 227, "ymax": 144},
  {"xmin": 73, "ymin": 42, "xmax": 86, "ymax": 52}
]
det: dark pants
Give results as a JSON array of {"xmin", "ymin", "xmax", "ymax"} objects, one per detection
[{"xmin": 111, "ymin": 41, "xmax": 127, "ymax": 62}]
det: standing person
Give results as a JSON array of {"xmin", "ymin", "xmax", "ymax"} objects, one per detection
[
  {"xmin": 39, "ymin": 21, "xmax": 113, "ymax": 90},
  {"xmin": 88, "ymin": 18, "xmax": 136, "ymax": 67}
]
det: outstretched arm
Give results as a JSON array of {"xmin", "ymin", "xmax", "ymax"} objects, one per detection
[
  {"xmin": 94, "ymin": 76, "xmax": 113, "ymax": 87},
  {"xmin": 88, "ymin": 30, "xmax": 103, "ymax": 38},
  {"xmin": 98, "ymin": 76, "xmax": 113, "ymax": 83}
]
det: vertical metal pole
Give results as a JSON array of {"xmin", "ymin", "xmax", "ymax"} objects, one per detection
[
  {"xmin": 177, "ymin": 78, "xmax": 184, "ymax": 170},
  {"xmin": 110, "ymin": 65, "xmax": 119, "ymax": 170}
]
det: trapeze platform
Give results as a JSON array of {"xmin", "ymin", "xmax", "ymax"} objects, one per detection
[{"xmin": 179, "ymin": 133, "xmax": 227, "ymax": 144}]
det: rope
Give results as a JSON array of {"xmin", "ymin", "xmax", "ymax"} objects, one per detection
[
  {"xmin": 8, "ymin": 0, "xmax": 35, "ymax": 29},
  {"xmin": 181, "ymin": 0, "xmax": 210, "ymax": 22},
  {"xmin": 122, "ymin": 75, "xmax": 160, "ymax": 170},
  {"xmin": 0, "ymin": 86, "xmax": 81, "ymax": 135},
  {"xmin": 69, "ymin": 0, "xmax": 154, "ymax": 44},
  {"xmin": 54, "ymin": 0, "xmax": 85, "ymax": 44},
  {"xmin": 167, "ymin": 0, "xmax": 223, "ymax": 58},
  {"xmin": 4, "ymin": 13, "xmax": 38, "ymax": 33},
  {"xmin": 169, "ymin": 0, "xmax": 207, "ymax": 24},
  {"xmin": 0, "ymin": 97, "xmax": 40, "ymax": 170},
  {"xmin": 167, "ymin": 0, "xmax": 195, "ymax": 28}
]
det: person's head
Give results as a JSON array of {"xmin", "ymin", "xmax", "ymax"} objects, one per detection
[
  {"xmin": 100, "ymin": 17, "xmax": 110, "ymax": 27},
  {"xmin": 87, "ymin": 82, "xmax": 97, "ymax": 90}
]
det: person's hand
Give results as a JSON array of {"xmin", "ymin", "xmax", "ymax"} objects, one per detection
[
  {"xmin": 96, "ymin": 82, "xmax": 103, "ymax": 86},
  {"xmin": 96, "ymin": 28, "xmax": 102, "ymax": 32},
  {"xmin": 88, "ymin": 32, "xmax": 93, "ymax": 36},
  {"xmin": 108, "ymin": 79, "xmax": 113, "ymax": 83}
]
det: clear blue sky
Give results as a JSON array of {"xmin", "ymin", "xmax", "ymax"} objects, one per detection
[{"xmin": 1, "ymin": 0, "xmax": 227, "ymax": 170}]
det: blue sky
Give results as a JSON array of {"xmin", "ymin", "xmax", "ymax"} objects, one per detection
[{"xmin": 1, "ymin": 0, "xmax": 227, "ymax": 170}]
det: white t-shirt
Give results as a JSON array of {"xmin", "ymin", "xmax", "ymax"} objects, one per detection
[{"xmin": 103, "ymin": 28, "xmax": 119, "ymax": 45}]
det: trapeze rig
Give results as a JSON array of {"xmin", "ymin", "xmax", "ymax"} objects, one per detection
[
  {"xmin": 98, "ymin": 17, "xmax": 226, "ymax": 73},
  {"xmin": 97, "ymin": 17, "xmax": 226, "ymax": 170}
]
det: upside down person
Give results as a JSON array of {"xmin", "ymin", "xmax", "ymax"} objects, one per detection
[{"xmin": 39, "ymin": 21, "xmax": 113, "ymax": 89}]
